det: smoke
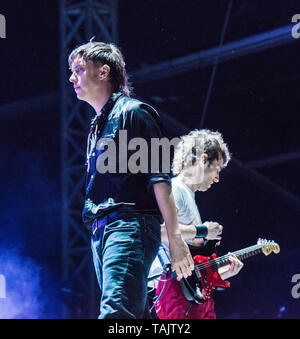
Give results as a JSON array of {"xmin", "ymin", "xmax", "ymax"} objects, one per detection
[
  {"xmin": 0, "ymin": 249, "xmax": 45, "ymax": 318},
  {"xmin": 0, "ymin": 247, "xmax": 65, "ymax": 319},
  {"xmin": 0, "ymin": 146, "xmax": 63, "ymax": 318}
]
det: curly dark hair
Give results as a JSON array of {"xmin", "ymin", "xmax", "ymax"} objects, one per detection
[{"xmin": 172, "ymin": 129, "xmax": 231, "ymax": 175}]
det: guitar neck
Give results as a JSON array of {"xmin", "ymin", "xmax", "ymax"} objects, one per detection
[{"xmin": 214, "ymin": 244, "xmax": 262, "ymax": 269}]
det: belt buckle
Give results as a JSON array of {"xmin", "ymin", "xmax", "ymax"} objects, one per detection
[
  {"xmin": 92, "ymin": 219, "xmax": 99, "ymax": 236},
  {"xmin": 92, "ymin": 215, "xmax": 109, "ymax": 235}
]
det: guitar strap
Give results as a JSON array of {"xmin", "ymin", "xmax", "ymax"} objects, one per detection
[
  {"xmin": 179, "ymin": 279, "xmax": 206, "ymax": 317},
  {"xmin": 178, "ymin": 279, "xmax": 196, "ymax": 302}
]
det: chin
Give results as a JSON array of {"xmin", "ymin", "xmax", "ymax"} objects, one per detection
[
  {"xmin": 201, "ymin": 184, "xmax": 211, "ymax": 192},
  {"xmin": 77, "ymin": 93, "xmax": 86, "ymax": 101},
  {"xmin": 198, "ymin": 187, "xmax": 207, "ymax": 192},
  {"xmin": 75, "ymin": 89, "xmax": 84, "ymax": 98}
]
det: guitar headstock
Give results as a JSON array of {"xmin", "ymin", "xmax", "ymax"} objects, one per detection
[{"xmin": 257, "ymin": 238, "xmax": 280, "ymax": 256}]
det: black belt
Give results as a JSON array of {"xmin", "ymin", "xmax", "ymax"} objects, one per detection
[
  {"xmin": 92, "ymin": 211, "xmax": 162, "ymax": 236},
  {"xmin": 92, "ymin": 211, "xmax": 120, "ymax": 235},
  {"xmin": 92, "ymin": 211, "xmax": 144, "ymax": 235}
]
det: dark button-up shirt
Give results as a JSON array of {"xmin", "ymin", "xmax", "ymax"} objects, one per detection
[{"xmin": 82, "ymin": 92, "xmax": 171, "ymax": 229}]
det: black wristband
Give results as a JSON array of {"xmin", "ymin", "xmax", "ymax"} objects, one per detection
[{"xmin": 195, "ymin": 225, "xmax": 208, "ymax": 238}]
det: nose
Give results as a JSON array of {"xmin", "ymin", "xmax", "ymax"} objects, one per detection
[
  {"xmin": 69, "ymin": 72, "xmax": 77, "ymax": 84},
  {"xmin": 214, "ymin": 172, "xmax": 220, "ymax": 183}
]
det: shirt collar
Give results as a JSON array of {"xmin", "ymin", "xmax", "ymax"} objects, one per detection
[{"xmin": 100, "ymin": 92, "xmax": 123, "ymax": 117}]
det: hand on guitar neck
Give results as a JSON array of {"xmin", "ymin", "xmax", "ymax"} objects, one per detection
[{"xmin": 218, "ymin": 252, "xmax": 244, "ymax": 280}]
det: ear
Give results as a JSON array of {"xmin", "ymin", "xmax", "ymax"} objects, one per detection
[
  {"xmin": 98, "ymin": 64, "xmax": 111, "ymax": 80},
  {"xmin": 201, "ymin": 153, "xmax": 208, "ymax": 165}
]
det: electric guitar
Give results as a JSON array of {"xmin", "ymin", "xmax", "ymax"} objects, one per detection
[{"xmin": 179, "ymin": 238, "xmax": 280, "ymax": 304}]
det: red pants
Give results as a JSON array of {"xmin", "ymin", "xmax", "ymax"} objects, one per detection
[{"xmin": 155, "ymin": 276, "xmax": 216, "ymax": 319}]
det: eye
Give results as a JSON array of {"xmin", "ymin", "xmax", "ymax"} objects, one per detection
[{"xmin": 73, "ymin": 66, "xmax": 84, "ymax": 75}]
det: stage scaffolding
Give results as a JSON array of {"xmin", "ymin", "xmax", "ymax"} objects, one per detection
[{"xmin": 59, "ymin": 0, "xmax": 118, "ymax": 318}]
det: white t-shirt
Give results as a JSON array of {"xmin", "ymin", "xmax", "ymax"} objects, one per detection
[
  {"xmin": 172, "ymin": 175, "xmax": 202, "ymax": 229},
  {"xmin": 148, "ymin": 175, "xmax": 202, "ymax": 287}
]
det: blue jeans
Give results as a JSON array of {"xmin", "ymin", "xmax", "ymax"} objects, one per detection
[{"xmin": 91, "ymin": 215, "xmax": 161, "ymax": 319}]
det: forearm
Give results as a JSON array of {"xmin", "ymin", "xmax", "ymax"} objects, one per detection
[
  {"xmin": 153, "ymin": 182, "xmax": 194, "ymax": 279},
  {"xmin": 153, "ymin": 182, "xmax": 181, "ymax": 239},
  {"xmin": 161, "ymin": 222, "xmax": 196, "ymax": 241}
]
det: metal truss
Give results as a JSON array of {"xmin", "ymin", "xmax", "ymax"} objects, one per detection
[
  {"xmin": 132, "ymin": 24, "xmax": 296, "ymax": 84},
  {"xmin": 59, "ymin": 0, "xmax": 118, "ymax": 318}
]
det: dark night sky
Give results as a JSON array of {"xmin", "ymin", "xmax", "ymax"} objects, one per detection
[{"xmin": 0, "ymin": 0, "xmax": 300, "ymax": 318}]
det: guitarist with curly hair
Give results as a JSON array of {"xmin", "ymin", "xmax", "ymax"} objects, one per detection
[{"xmin": 150, "ymin": 129, "xmax": 244, "ymax": 319}]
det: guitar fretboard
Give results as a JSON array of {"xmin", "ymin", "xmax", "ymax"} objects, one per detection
[
  {"xmin": 196, "ymin": 244, "xmax": 262, "ymax": 271},
  {"xmin": 216, "ymin": 244, "xmax": 262, "ymax": 268}
]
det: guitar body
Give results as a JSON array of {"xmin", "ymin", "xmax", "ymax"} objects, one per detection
[
  {"xmin": 193, "ymin": 253, "xmax": 230, "ymax": 301},
  {"xmin": 180, "ymin": 241, "xmax": 229, "ymax": 304}
]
